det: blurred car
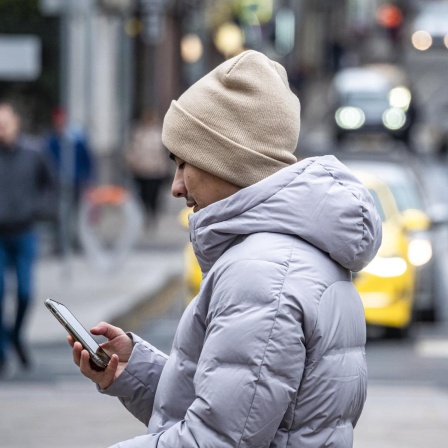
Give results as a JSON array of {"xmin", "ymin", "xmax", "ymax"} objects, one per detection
[
  {"xmin": 410, "ymin": 1, "xmax": 448, "ymax": 51},
  {"xmin": 349, "ymin": 169, "xmax": 418, "ymax": 336},
  {"xmin": 329, "ymin": 64, "xmax": 417, "ymax": 145},
  {"xmin": 343, "ymin": 155, "xmax": 448, "ymax": 327}
]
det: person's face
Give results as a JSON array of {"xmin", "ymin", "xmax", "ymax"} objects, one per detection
[
  {"xmin": 0, "ymin": 105, "xmax": 20, "ymax": 146},
  {"xmin": 171, "ymin": 156, "xmax": 241, "ymax": 212}
]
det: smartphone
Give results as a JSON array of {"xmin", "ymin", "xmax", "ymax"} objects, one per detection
[{"xmin": 45, "ymin": 298, "xmax": 110, "ymax": 371}]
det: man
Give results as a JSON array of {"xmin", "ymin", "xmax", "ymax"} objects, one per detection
[
  {"xmin": 70, "ymin": 50, "xmax": 382, "ymax": 447},
  {"xmin": 0, "ymin": 102, "xmax": 57, "ymax": 372},
  {"xmin": 46, "ymin": 107, "xmax": 94, "ymax": 204},
  {"xmin": 45, "ymin": 107, "xmax": 95, "ymax": 253}
]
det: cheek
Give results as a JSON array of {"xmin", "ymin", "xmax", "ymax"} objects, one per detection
[{"xmin": 183, "ymin": 169, "xmax": 197, "ymax": 192}]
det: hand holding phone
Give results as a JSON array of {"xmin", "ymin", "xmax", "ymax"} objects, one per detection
[
  {"xmin": 45, "ymin": 299, "xmax": 133, "ymax": 388},
  {"xmin": 45, "ymin": 298, "xmax": 111, "ymax": 370}
]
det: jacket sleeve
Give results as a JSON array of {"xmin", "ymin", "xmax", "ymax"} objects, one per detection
[
  {"xmin": 99, "ymin": 333, "xmax": 168, "ymax": 426},
  {"xmin": 108, "ymin": 259, "xmax": 307, "ymax": 447}
]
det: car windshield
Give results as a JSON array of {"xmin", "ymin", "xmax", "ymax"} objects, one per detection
[
  {"xmin": 346, "ymin": 161, "xmax": 426, "ymax": 212},
  {"xmin": 370, "ymin": 166, "xmax": 425, "ymax": 211},
  {"xmin": 345, "ymin": 92, "xmax": 389, "ymax": 109},
  {"xmin": 386, "ymin": 180, "xmax": 425, "ymax": 212}
]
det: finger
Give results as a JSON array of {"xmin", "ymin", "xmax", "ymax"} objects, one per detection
[
  {"xmin": 79, "ymin": 349, "xmax": 94, "ymax": 376},
  {"xmin": 67, "ymin": 334, "xmax": 75, "ymax": 347},
  {"xmin": 72, "ymin": 341, "xmax": 83, "ymax": 367},
  {"xmin": 90, "ymin": 322, "xmax": 124, "ymax": 340},
  {"xmin": 105, "ymin": 354, "xmax": 119, "ymax": 375},
  {"xmin": 99, "ymin": 354, "xmax": 119, "ymax": 389}
]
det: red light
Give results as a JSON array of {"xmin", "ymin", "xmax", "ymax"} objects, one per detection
[{"xmin": 376, "ymin": 4, "xmax": 403, "ymax": 29}]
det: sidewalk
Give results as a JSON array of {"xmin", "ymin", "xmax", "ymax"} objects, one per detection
[
  {"xmin": 29, "ymin": 249, "xmax": 183, "ymax": 345},
  {"xmin": 28, "ymin": 186, "xmax": 189, "ymax": 346}
]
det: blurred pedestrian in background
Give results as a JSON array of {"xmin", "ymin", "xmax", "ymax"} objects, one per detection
[
  {"xmin": 0, "ymin": 102, "xmax": 57, "ymax": 373},
  {"xmin": 125, "ymin": 110, "xmax": 170, "ymax": 227},
  {"xmin": 68, "ymin": 50, "xmax": 382, "ymax": 447},
  {"xmin": 45, "ymin": 107, "xmax": 95, "ymax": 254}
]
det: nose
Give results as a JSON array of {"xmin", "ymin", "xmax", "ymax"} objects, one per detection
[{"xmin": 171, "ymin": 169, "xmax": 187, "ymax": 199}]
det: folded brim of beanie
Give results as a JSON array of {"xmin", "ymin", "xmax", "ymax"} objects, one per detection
[
  {"xmin": 162, "ymin": 49, "xmax": 300, "ymax": 187},
  {"xmin": 163, "ymin": 100, "xmax": 294, "ymax": 188}
]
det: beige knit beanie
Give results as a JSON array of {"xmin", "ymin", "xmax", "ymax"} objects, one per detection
[{"xmin": 162, "ymin": 50, "xmax": 301, "ymax": 187}]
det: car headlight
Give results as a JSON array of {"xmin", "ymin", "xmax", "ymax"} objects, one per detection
[
  {"xmin": 335, "ymin": 107, "xmax": 365, "ymax": 130},
  {"xmin": 382, "ymin": 107, "xmax": 406, "ymax": 130},
  {"xmin": 408, "ymin": 238, "xmax": 432, "ymax": 267},
  {"xmin": 362, "ymin": 256, "xmax": 408, "ymax": 277},
  {"xmin": 411, "ymin": 30, "xmax": 433, "ymax": 51},
  {"xmin": 389, "ymin": 87, "xmax": 411, "ymax": 110}
]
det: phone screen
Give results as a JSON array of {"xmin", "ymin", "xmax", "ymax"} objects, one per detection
[{"xmin": 45, "ymin": 299, "xmax": 110, "ymax": 368}]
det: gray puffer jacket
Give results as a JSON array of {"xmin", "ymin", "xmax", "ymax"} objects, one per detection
[{"xmin": 103, "ymin": 155, "xmax": 382, "ymax": 447}]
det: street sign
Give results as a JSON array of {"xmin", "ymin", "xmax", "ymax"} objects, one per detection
[{"xmin": 0, "ymin": 35, "xmax": 41, "ymax": 81}]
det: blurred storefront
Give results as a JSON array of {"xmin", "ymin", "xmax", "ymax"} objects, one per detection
[
  {"xmin": 0, "ymin": 0, "xmax": 59, "ymax": 133},
  {"xmin": 5, "ymin": 0, "xmax": 408, "ymax": 181}
]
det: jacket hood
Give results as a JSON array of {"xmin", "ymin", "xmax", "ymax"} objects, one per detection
[{"xmin": 188, "ymin": 155, "xmax": 382, "ymax": 275}]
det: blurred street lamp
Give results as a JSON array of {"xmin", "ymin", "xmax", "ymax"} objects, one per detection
[
  {"xmin": 181, "ymin": 34, "xmax": 203, "ymax": 63},
  {"xmin": 214, "ymin": 22, "xmax": 244, "ymax": 57},
  {"xmin": 411, "ymin": 30, "xmax": 433, "ymax": 51}
]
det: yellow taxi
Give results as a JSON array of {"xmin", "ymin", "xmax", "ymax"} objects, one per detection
[
  {"xmin": 180, "ymin": 168, "xmax": 432, "ymax": 337},
  {"xmin": 351, "ymin": 170, "xmax": 431, "ymax": 336}
]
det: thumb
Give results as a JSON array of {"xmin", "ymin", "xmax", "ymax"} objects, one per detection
[{"xmin": 90, "ymin": 322, "xmax": 124, "ymax": 340}]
